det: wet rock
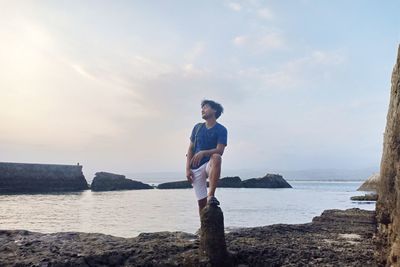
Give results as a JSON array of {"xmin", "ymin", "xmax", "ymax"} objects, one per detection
[{"xmin": 91, "ymin": 172, "xmax": 153, "ymax": 191}]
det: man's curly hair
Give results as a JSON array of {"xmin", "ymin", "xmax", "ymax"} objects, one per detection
[{"xmin": 201, "ymin": 99, "xmax": 224, "ymax": 119}]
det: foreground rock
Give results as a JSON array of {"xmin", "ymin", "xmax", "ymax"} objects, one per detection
[
  {"xmin": 376, "ymin": 45, "xmax": 400, "ymax": 266},
  {"xmin": 91, "ymin": 172, "xmax": 153, "ymax": 191},
  {"xmin": 0, "ymin": 162, "xmax": 88, "ymax": 193},
  {"xmin": 357, "ymin": 173, "xmax": 380, "ymax": 191},
  {"xmin": 241, "ymin": 173, "xmax": 292, "ymax": 188},
  {"xmin": 0, "ymin": 208, "xmax": 377, "ymax": 266}
]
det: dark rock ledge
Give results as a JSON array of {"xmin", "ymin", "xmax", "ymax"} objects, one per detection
[{"xmin": 0, "ymin": 208, "xmax": 377, "ymax": 266}]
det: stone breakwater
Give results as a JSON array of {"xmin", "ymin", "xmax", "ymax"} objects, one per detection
[
  {"xmin": 0, "ymin": 208, "xmax": 376, "ymax": 266},
  {"xmin": 0, "ymin": 162, "xmax": 88, "ymax": 193}
]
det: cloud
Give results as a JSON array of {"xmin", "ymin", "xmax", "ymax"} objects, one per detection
[
  {"xmin": 184, "ymin": 42, "xmax": 206, "ymax": 62},
  {"xmin": 227, "ymin": 2, "xmax": 242, "ymax": 11},
  {"xmin": 258, "ymin": 32, "xmax": 285, "ymax": 50},
  {"xmin": 257, "ymin": 8, "xmax": 274, "ymax": 20},
  {"xmin": 237, "ymin": 49, "xmax": 347, "ymax": 90},
  {"xmin": 233, "ymin": 35, "xmax": 248, "ymax": 46},
  {"xmin": 233, "ymin": 32, "xmax": 285, "ymax": 51}
]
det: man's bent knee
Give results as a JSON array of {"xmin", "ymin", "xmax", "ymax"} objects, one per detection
[{"xmin": 210, "ymin": 154, "xmax": 222, "ymax": 165}]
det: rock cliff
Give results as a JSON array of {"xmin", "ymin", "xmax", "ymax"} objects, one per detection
[
  {"xmin": 91, "ymin": 172, "xmax": 153, "ymax": 191},
  {"xmin": 0, "ymin": 162, "xmax": 88, "ymax": 193},
  {"xmin": 376, "ymin": 45, "xmax": 400, "ymax": 266}
]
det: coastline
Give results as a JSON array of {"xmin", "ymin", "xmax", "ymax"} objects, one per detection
[{"xmin": 0, "ymin": 208, "xmax": 377, "ymax": 266}]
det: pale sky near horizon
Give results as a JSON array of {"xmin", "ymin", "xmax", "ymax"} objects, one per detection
[{"xmin": 0, "ymin": 1, "xmax": 399, "ymax": 179}]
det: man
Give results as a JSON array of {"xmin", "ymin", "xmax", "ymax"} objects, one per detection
[{"xmin": 186, "ymin": 99, "xmax": 228, "ymax": 215}]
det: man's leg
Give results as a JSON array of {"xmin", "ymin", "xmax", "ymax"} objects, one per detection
[
  {"xmin": 208, "ymin": 154, "xmax": 222, "ymax": 198},
  {"xmin": 192, "ymin": 163, "xmax": 208, "ymax": 215},
  {"xmin": 198, "ymin": 197, "xmax": 207, "ymax": 215}
]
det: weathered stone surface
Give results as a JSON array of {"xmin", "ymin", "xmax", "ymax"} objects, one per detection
[
  {"xmin": 0, "ymin": 208, "xmax": 377, "ymax": 266},
  {"xmin": 91, "ymin": 172, "xmax": 153, "ymax": 191},
  {"xmin": 157, "ymin": 180, "xmax": 192, "ymax": 189},
  {"xmin": 358, "ymin": 173, "xmax": 380, "ymax": 191},
  {"xmin": 241, "ymin": 173, "xmax": 292, "ymax": 188},
  {"xmin": 0, "ymin": 162, "xmax": 88, "ymax": 193},
  {"xmin": 199, "ymin": 205, "xmax": 230, "ymax": 266},
  {"xmin": 376, "ymin": 45, "xmax": 400, "ymax": 266}
]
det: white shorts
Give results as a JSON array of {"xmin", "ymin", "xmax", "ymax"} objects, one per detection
[{"xmin": 191, "ymin": 161, "xmax": 211, "ymax": 200}]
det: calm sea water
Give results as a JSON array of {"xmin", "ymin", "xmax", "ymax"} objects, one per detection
[{"xmin": 0, "ymin": 181, "xmax": 375, "ymax": 237}]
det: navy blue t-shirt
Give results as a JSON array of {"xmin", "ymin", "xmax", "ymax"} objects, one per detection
[{"xmin": 190, "ymin": 122, "xmax": 228, "ymax": 169}]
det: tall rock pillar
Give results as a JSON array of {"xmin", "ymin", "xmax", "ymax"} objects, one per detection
[
  {"xmin": 199, "ymin": 204, "xmax": 231, "ymax": 266},
  {"xmin": 376, "ymin": 44, "xmax": 400, "ymax": 266}
]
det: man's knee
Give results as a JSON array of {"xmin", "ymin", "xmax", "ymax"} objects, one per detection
[{"xmin": 210, "ymin": 154, "xmax": 222, "ymax": 165}]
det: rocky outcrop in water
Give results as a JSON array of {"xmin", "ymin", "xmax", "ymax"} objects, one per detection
[
  {"xmin": 157, "ymin": 180, "xmax": 192, "ymax": 189},
  {"xmin": 90, "ymin": 172, "xmax": 153, "ymax": 191},
  {"xmin": 351, "ymin": 193, "xmax": 378, "ymax": 201},
  {"xmin": 357, "ymin": 173, "xmax": 380, "ymax": 191},
  {"xmin": 241, "ymin": 173, "xmax": 292, "ymax": 188},
  {"xmin": 158, "ymin": 174, "xmax": 291, "ymax": 189},
  {"xmin": 0, "ymin": 208, "xmax": 376, "ymax": 266},
  {"xmin": 0, "ymin": 162, "xmax": 88, "ymax": 193},
  {"xmin": 217, "ymin": 176, "xmax": 242, "ymax": 188},
  {"xmin": 376, "ymin": 45, "xmax": 400, "ymax": 266}
]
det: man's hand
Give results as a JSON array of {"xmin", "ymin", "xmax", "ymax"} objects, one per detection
[
  {"xmin": 190, "ymin": 151, "xmax": 205, "ymax": 168},
  {"xmin": 186, "ymin": 169, "xmax": 194, "ymax": 183}
]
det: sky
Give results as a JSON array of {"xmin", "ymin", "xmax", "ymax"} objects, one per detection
[{"xmin": 0, "ymin": 1, "xmax": 399, "ymax": 180}]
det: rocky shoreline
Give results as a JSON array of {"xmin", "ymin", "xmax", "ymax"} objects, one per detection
[{"xmin": 0, "ymin": 208, "xmax": 377, "ymax": 266}]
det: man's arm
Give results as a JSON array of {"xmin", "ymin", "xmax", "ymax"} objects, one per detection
[
  {"xmin": 190, "ymin": 143, "xmax": 226, "ymax": 168},
  {"xmin": 200, "ymin": 143, "xmax": 226, "ymax": 157},
  {"xmin": 186, "ymin": 142, "xmax": 195, "ymax": 182}
]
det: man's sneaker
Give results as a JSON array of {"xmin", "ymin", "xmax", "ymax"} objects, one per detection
[{"xmin": 207, "ymin": 196, "xmax": 220, "ymax": 206}]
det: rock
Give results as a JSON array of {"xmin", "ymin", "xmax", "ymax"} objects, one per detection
[
  {"xmin": 0, "ymin": 208, "xmax": 377, "ymax": 266},
  {"xmin": 90, "ymin": 172, "xmax": 153, "ymax": 191},
  {"xmin": 217, "ymin": 176, "xmax": 242, "ymax": 188},
  {"xmin": 158, "ymin": 174, "xmax": 292, "ymax": 189},
  {"xmin": 376, "ymin": 44, "xmax": 400, "ymax": 266},
  {"xmin": 199, "ymin": 205, "xmax": 230, "ymax": 266},
  {"xmin": 241, "ymin": 173, "xmax": 292, "ymax": 188},
  {"xmin": 357, "ymin": 173, "xmax": 380, "ymax": 191},
  {"xmin": 350, "ymin": 193, "xmax": 378, "ymax": 201},
  {"xmin": 0, "ymin": 162, "xmax": 88, "ymax": 193},
  {"xmin": 157, "ymin": 180, "xmax": 192, "ymax": 189},
  {"xmin": 206, "ymin": 176, "xmax": 242, "ymax": 188}
]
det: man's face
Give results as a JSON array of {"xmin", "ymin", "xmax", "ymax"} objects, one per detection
[{"xmin": 201, "ymin": 104, "xmax": 216, "ymax": 119}]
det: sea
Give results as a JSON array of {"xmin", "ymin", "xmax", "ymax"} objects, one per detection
[{"xmin": 0, "ymin": 180, "xmax": 375, "ymax": 238}]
